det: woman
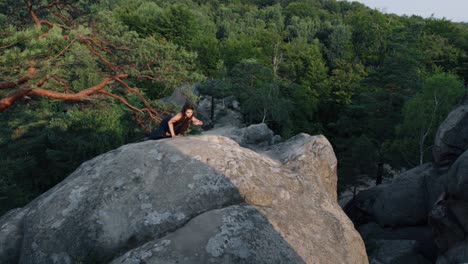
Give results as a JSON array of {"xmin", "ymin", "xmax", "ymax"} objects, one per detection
[{"xmin": 149, "ymin": 103, "xmax": 203, "ymax": 140}]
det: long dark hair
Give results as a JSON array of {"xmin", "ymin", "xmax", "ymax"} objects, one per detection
[{"xmin": 174, "ymin": 102, "xmax": 194, "ymax": 134}]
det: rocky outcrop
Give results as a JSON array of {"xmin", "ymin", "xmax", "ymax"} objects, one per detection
[
  {"xmin": 345, "ymin": 99, "xmax": 468, "ymax": 263},
  {"xmin": 110, "ymin": 204, "xmax": 305, "ymax": 264},
  {"xmin": 204, "ymin": 123, "xmax": 281, "ymax": 148},
  {"xmin": 263, "ymin": 133, "xmax": 338, "ymax": 200},
  {"xmin": 371, "ymin": 163, "xmax": 433, "ymax": 227},
  {"xmin": 428, "ymin": 195, "xmax": 466, "ymax": 253},
  {"xmin": 447, "ymin": 149, "xmax": 468, "ymax": 201},
  {"xmin": 0, "ymin": 134, "xmax": 367, "ymax": 264},
  {"xmin": 196, "ymin": 95, "xmax": 244, "ymax": 129},
  {"xmin": 343, "ymin": 185, "xmax": 387, "ymax": 226},
  {"xmin": 344, "ymin": 163, "xmax": 444, "ymax": 228},
  {"xmin": 433, "ymin": 104, "xmax": 468, "ymax": 166},
  {"xmin": 0, "ymin": 208, "xmax": 27, "ymax": 264},
  {"xmin": 428, "ymin": 156, "xmax": 468, "ymax": 262},
  {"xmin": 196, "ymin": 95, "xmax": 281, "ymax": 148}
]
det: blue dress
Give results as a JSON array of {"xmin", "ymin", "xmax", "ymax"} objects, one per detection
[{"xmin": 148, "ymin": 115, "xmax": 192, "ymax": 140}]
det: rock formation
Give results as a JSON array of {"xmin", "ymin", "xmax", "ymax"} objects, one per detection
[
  {"xmin": 433, "ymin": 104, "xmax": 468, "ymax": 166},
  {"xmin": 196, "ymin": 95, "xmax": 244, "ymax": 129},
  {"xmin": 345, "ymin": 99, "xmax": 468, "ymax": 263},
  {"xmin": 0, "ymin": 132, "xmax": 367, "ymax": 264}
]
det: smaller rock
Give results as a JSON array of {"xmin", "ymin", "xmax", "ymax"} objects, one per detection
[
  {"xmin": 433, "ymin": 104, "xmax": 468, "ymax": 166},
  {"xmin": 196, "ymin": 96, "xmax": 244, "ymax": 129},
  {"xmin": 242, "ymin": 123, "xmax": 274, "ymax": 146},
  {"xmin": 204, "ymin": 123, "xmax": 278, "ymax": 149}
]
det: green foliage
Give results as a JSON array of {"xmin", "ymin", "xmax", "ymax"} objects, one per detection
[
  {"xmin": 323, "ymin": 22, "xmax": 353, "ymax": 67},
  {"xmin": 196, "ymin": 79, "xmax": 233, "ymax": 99},
  {"xmin": 191, "ymin": 34, "xmax": 222, "ymax": 76},
  {"xmin": 420, "ymin": 33, "xmax": 462, "ymax": 71},
  {"xmin": 229, "ymin": 59, "xmax": 293, "ymax": 126},
  {"xmin": 280, "ymin": 38, "xmax": 328, "ymax": 96},
  {"xmin": 221, "ymin": 32, "xmax": 260, "ymax": 70},
  {"xmin": 337, "ymin": 134, "xmax": 378, "ymax": 178},
  {"xmin": 345, "ymin": 7, "xmax": 391, "ymax": 66},
  {"xmin": 325, "ymin": 59, "xmax": 366, "ymax": 104},
  {"xmin": 284, "ymin": 1, "xmax": 322, "ymax": 20},
  {"xmin": 285, "ymin": 16, "xmax": 320, "ymax": 42},
  {"xmin": 388, "ymin": 72, "xmax": 465, "ymax": 166},
  {"xmin": 279, "ymin": 81, "xmax": 319, "ymax": 136}
]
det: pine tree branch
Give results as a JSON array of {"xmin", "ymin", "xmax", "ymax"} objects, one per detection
[
  {"xmin": 0, "ymin": 68, "xmax": 37, "ymax": 90},
  {"xmin": 26, "ymin": 0, "xmax": 72, "ymax": 30},
  {"xmin": 80, "ymin": 38, "xmax": 117, "ymax": 72},
  {"xmin": 0, "ymin": 74, "xmax": 128, "ymax": 112}
]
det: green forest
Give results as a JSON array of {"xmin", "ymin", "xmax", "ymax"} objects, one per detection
[{"xmin": 1, "ymin": 0, "xmax": 467, "ymax": 215}]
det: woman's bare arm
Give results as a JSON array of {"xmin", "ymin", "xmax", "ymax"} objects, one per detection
[{"xmin": 192, "ymin": 116, "xmax": 203, "ymax": 126}]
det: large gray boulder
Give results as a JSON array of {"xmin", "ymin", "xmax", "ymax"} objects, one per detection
[
  {"xmin": 372, "ymin": 163, "xmax": 432, "ymax": 227},
  {"xmin": 427, "ymin": 150, "xmax": 468, "ymax": 258},
  {"xmin": 0, "ymin": 134, "xmax": 367, "ymax": 264},
  {"xmin": 433, "ymin": 104, "xmax": 468, "ymax": 166},
  {"xmin": 0, "ymin": 208, "xmax": 27, "ymax": 264},
  {"xmin": 429, "ymin": 196, "xmax": 467, "ymax": 253},
  {"xmin": 447, "ymin": 149, "xmax": 468, "ymax": 201},
  {"xmin": 346, "ymin": 163, "xmax": 448, "ymax": 228},
  {"xmin": 111, "ymin": 204, "xmax": 304, "ymax": 264},
  {"xmin": 345, "ymin": 164, "xmax": 433, "ymax": 228},
  {"xmin": 428, "ymin": 151, "xmax": 468, "ymax": 257}
]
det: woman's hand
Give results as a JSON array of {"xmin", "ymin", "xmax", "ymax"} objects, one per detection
[{"xmin": 193, "ymin": 119, "xmax": 203, "ymax": 126}]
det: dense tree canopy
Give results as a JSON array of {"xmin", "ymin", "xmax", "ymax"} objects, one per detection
[{"xmin": 1, "ymin": 0, "xmax": 467, "ymax": 214}]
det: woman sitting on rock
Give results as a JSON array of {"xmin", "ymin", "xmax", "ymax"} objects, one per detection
[{"xmin": 149, "ymin": 103, "xmax": 203, "ymax": 140}]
